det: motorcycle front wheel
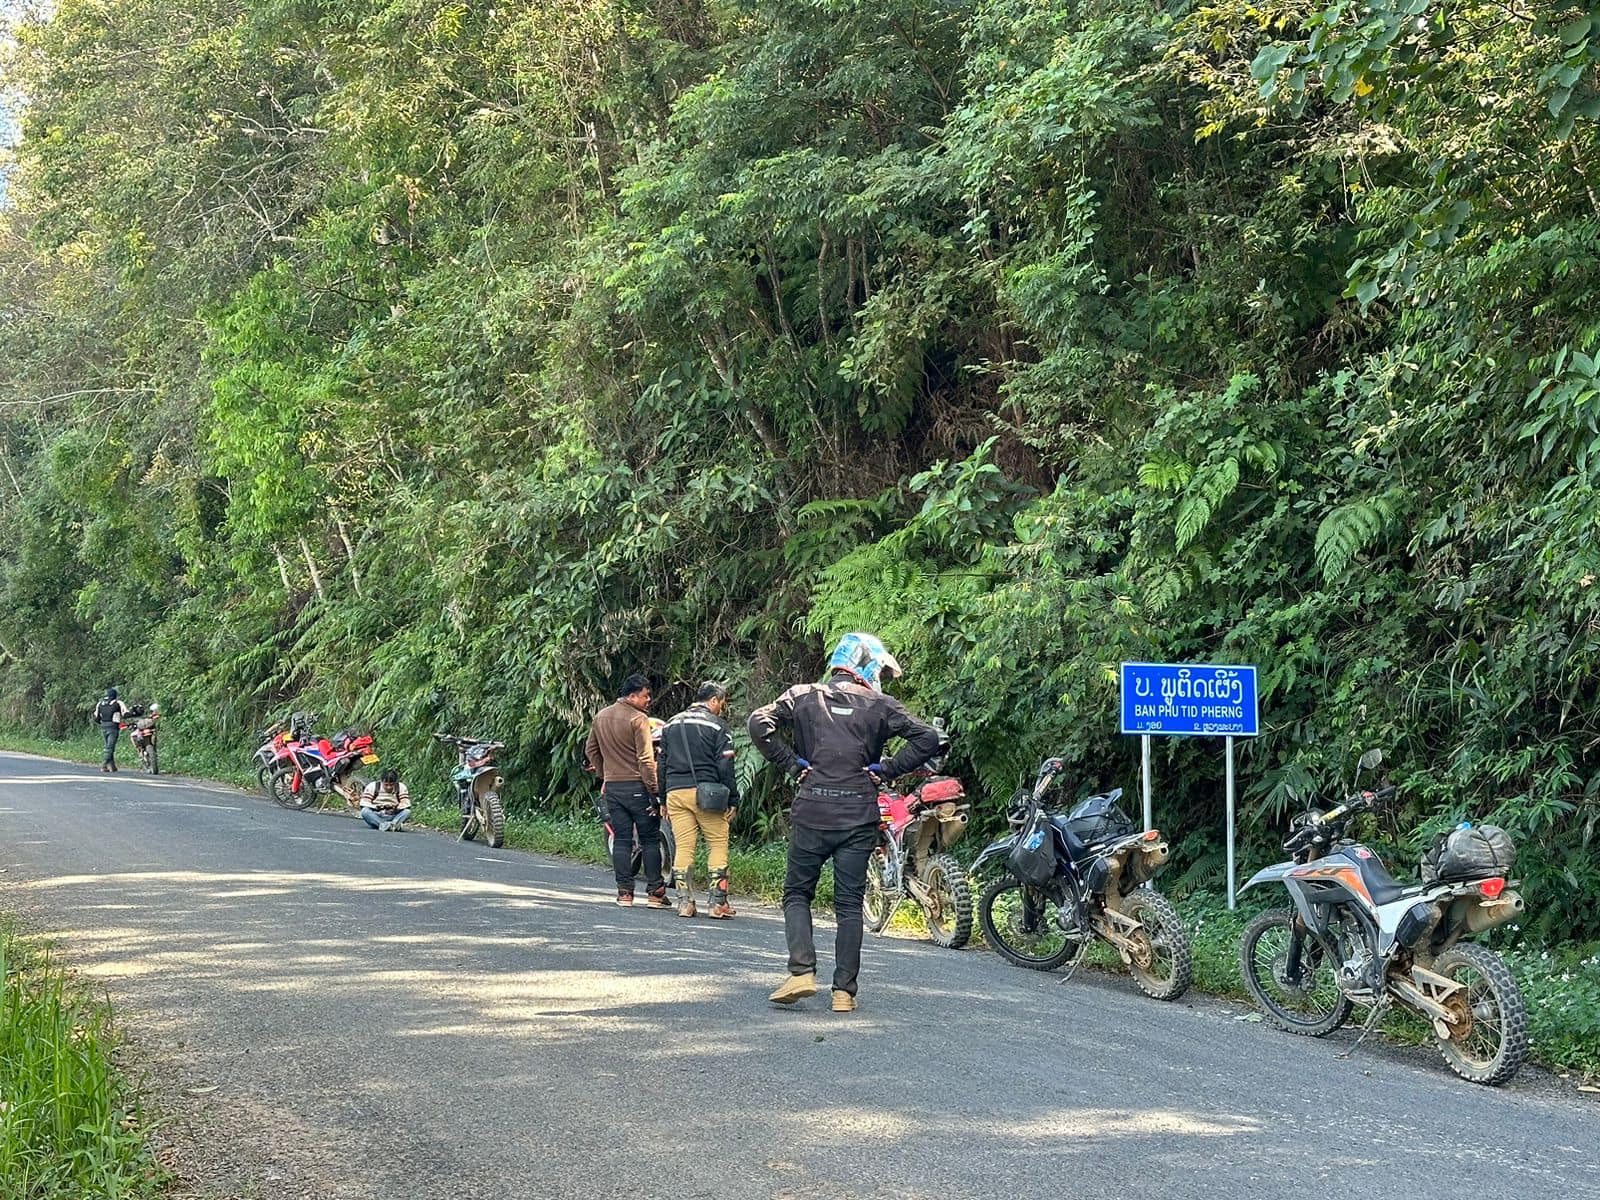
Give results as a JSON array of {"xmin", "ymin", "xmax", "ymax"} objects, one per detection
[
  {"xmin": 1431, "ymin": 943, "xmax": 1529, "ymax": 1086},
  {"xmin": 268, "ymin": 769, "xmax": 317, "ymax": 811},
  {"xmin": 1240, "ymin": 907, "xmax": 1352, "ymax": 1036},
  {"xmin": 474, "ymin": 791, "xmax": 506, "ymax": 849},
  {"xmin": 978, "ymin": 875, "xmax": 1082, "ymax": 970},
  {"xmin": 863, "ymin": 833, "xmax": 899, "ymax": 933},
  {"xmin": 922, "ymin": 853, "xmax": 973, "ymax": 949},
  {"xmin": 1122, "ymin": 887, "xmax": 1191, "ymax": 1000}
]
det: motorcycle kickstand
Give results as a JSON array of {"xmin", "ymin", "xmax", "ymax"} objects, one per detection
[{"xmin": 1336, "ymin": 995, "xmax": 1392, "ymax": 1060}]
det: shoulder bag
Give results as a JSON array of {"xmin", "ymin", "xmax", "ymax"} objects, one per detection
[{"xmin": 672, "ymin": 719, "xmax": 730, "ymax": 812}]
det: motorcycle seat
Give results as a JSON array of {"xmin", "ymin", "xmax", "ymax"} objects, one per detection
[
  {"xmin": 1356, "ymin": 854, "xmax": 1409, "ymax": 905},
  {"xmin": 1047, "ymin": 815, "xmax": 1095, "ymax": 864}
]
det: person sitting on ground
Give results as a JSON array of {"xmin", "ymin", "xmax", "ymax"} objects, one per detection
[{"xmin": 360, "ymin": 769, "xmax": 411, "ymax": 832}]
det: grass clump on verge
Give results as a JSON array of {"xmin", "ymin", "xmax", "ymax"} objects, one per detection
[{"xmin": 0, "ymin": 924, "xmax": 163, "ymax": 1198}]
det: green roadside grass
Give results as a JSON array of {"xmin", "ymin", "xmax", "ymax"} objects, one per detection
[
  {"xmin": 0, "ymin": 921, "xmax": 164, "ymax": 1198},
  {"xmin": 3, "ymin": 727, "xmax": 1595, "ymax": 1080}
]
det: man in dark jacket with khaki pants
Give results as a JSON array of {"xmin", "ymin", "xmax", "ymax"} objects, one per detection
[
  {"xmin": 660, "ymin": 682, "xmax": 739, "ymax": 919},
  {"xmin": 749, "ymin": 633, "xmax": 942, "ymax": 1012}
]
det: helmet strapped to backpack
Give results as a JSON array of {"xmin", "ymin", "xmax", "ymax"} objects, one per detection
[{"xmin": 826, "ymin": 632, "xmax": 903, "ymax": 693}]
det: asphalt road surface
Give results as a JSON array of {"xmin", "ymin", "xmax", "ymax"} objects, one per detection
[{"xmin": 1, "ymin": 750, "xmax": 1596, "ymax": 1200}]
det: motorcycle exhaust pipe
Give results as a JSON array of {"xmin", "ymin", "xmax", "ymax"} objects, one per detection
[
  {"xmin": 1464, "ymin": 890, "xmax": 1524, "ymax": 933},
  {"xmin": 1127, "ymin": 841, "xmax": 1169, "ymax": 886}
]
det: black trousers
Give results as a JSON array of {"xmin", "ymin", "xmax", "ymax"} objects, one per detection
[
  {"xmin": 101, "ymin": 725, "xmax": 120, "ymax": 766},
  {"xmin": 605, "ymin": 783, "xmax": 663, "ymax": 894},
  {"xmin": 782, "ymin": 821, "xmax": 878, "ymax": 996}
]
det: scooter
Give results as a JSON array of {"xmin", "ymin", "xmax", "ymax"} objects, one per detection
[{"xmin": 436, "ymin": 733, "xmax": 506, "ymax": 848}]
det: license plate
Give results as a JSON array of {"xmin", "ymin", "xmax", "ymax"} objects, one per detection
[{"xmin": 361, "ymin": 753, "xmax": 380, "ymax": 764}]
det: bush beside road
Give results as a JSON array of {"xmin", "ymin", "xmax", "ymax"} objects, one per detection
[{"xmin": 0, "ymin": 920, "xmax": 163, "ymax": 1197}]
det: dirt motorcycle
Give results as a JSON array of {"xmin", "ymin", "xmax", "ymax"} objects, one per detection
[
  {"xmin": 974, "ymin": 755, "xmax": 1192, "ymax": 1000},
  {"xmin": 1239, "ymin": 749, "xmax": 1529, "ymax": 1085},
  {"xmin": 863, "ymin": 724, "xmax": 974, "ymax": 948},
  {"xmin": 253, "ymin": 712, "xmax": 318, "ymax": 793},
  {"xmin": 122, "ymin": 706, "xmax": 160, "ymax": 775},
  {"xmin": 437, "ymin": 733, "xmax": 506, "ymax": 848},
  {"xmin": 268, "ymin": 727, "xmax": 379, "ymax": 811}
]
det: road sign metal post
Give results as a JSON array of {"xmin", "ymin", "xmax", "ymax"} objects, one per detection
[
  {"xmin": 1119, "ymin": 663, "xmax": 1259, "ymax": 911},
  {"xmin": 1225, "ymin": 735, "xmax": 1236, "ymax": 910},
  {"xmin": 1141, "ymin": 735, "xmax": 1153, "ymax": 833}
]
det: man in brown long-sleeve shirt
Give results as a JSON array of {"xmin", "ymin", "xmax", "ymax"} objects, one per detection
[{"xmin": 584, "ymin": 673, "xmax": 669, "ymax": 907}]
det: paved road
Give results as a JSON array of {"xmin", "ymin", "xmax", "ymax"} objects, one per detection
[{"xmin": 0, "ymin": 751, "xmax": 1595, "ymax": 1199}]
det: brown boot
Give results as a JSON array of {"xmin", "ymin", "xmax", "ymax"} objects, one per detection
[
  {"xmin": 769, "ymin": 972, "xmax": 817, "ymax": 1005},
  {"xmin": 832, "ymin": 989, "xmax": 857, "ymax": 1013},
  {"xmin": 645, "ymin": 886, "xmax": 672, "ymax": 910},
  {"xmin": 673, "ymin": 870, "xmax": 697, "ymax": 918},
  {"xmin": 707, "ymin": 869, "xmax": 735, "ymax": 919}
]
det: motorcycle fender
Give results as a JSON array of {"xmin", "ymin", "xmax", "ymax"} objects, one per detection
[
  {"xmin": 971, "ymin": 834, "xmax": 1018, "ymax": 876},
  {"xmin": 1241, "ymin": 861, "xmax": 1296, "ymax": 893}
]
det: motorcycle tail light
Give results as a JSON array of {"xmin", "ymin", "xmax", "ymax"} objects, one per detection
[
  {"xmin": 1478, "ymin": 876, "xmax": 1506, "ymax": 899},
  {"xmin": 1142, "ymin": 830, "xmax": 1161, "ymax": 842}
]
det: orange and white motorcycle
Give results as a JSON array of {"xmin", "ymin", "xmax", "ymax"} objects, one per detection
[{"xmin": 1239, "ymin": 749, "xmax": 1528, "ymax": 1085}]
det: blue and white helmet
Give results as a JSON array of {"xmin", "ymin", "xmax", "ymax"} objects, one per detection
[{"xmin": 826, "ymin": 632, "xmax": 903, "ymax": 693}]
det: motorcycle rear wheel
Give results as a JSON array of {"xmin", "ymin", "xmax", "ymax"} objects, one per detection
[
  {"xmin": 863, "ymin": 833, "xmax": 899, "ymax": 933},
  {"xmin": 923, "ymin": 853, "xmax": 973, "ymax": 949},
  {"xmin": 1431, "ymin": 943, "xmax": 1528, "ymax": 1086},
  {"xmin": 1240, "ymin": 908, "xmax": 1352, "ymax": 1036},
  {"xmin": 268, "ymin": 769, "xmax": 317, "ymax": 812},
  {"xmin": 978, "ymin": 875, "xmax": 1081, "ymax": 970},
  {"xmin": 1122, "ymin": 887, "xmax": 1191, "ymax": 1000},
  {"xmin": 475, "ymin": 792, "xmax": 506, "ymax": 848}
]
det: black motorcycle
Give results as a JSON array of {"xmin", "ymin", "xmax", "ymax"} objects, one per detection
[{"xmin": 973, "ymin": 755, "xmax": 1192, "ymax": 1001}]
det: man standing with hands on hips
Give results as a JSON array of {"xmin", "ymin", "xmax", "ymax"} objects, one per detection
[
  {"xmin": 749, "ymin": 633, "xmax": 942, "ymax": 1012},
  {"xmin": 585, "ymin": 674, "xmax": 670, "ymax": 908}
]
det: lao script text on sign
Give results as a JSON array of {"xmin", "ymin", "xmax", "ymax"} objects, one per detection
[{"xmin": 1119, "ymin": 662, "xmax": 1259, "ymax": 738}]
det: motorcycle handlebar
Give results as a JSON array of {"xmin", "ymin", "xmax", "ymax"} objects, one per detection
[
  {"xmin": 1286, "ymin": 782, "xmax": 1397, "ymax": 852},
  {"xmin": 436, "ymin": 733, "xmax": 504, "ymax": 750}
]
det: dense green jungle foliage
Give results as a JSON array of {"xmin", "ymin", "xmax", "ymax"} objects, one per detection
[{"xmin": 2, "ymin": 0, "xmax": 1599, "ymax": 942}]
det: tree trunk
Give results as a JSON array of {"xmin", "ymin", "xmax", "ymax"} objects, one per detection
[{"xmin": 298, "ymin": 535, "xmax": 325, "ymax": 600}]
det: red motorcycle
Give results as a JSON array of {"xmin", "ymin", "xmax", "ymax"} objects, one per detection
[
  {"xmin": 862, "ymin": 720, "xmax": 975, "ymax": 948},
  {"xmin": 268, "ymin": 727, "xmax": 380, "ymax": 811},
  {"xmin": 122, "ymin": 704, "xmax": 161, "ymax": 775},
  {"xmin": 253, "ymin": 712, "xmax": 319, "ymax": 793}
]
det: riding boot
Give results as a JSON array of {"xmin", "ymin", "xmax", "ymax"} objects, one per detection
[
  {"xmin": 708, "ymin": 869, "xmax": 735, "ymax": 919},
  {"xmin": 673, "ymin": 869, "xmax": 697, "ymax": 918}
]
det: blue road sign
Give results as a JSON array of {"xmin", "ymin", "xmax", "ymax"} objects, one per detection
[{"xmin": 1120, "ymin": 662, "xmax": 1259, "ymax": 737}]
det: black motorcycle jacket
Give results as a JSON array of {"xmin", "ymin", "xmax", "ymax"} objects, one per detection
[
  {"xmin": 659, "ymin": 703, "xmax": 738, "ymax": 804},
  {"xmin": 748, "ymin": 673, "xmax": 942, "ymax": 829}
]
